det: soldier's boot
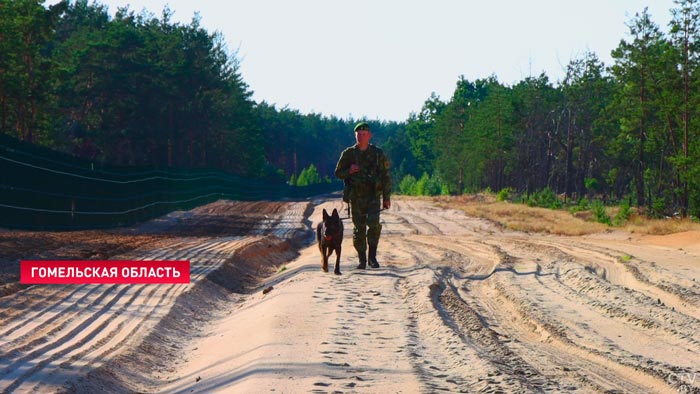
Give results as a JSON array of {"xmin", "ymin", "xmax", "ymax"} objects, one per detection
[
  {"xmin": 368, "ymin": 244, "xmax": 380, "ymax": 268},
  {"xmin": 356, "ymin": 250, "xmax": 367, "ymax": 269}
]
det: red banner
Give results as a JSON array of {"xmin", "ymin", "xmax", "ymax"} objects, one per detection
[{"xmin": 20, "ymin": 260, "xmax": 190, "ymax": 284}]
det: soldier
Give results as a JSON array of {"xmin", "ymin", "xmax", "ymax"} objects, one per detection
[{"xmin": 335, "ymin": 121, "xmax": 391, "ymax": 269}]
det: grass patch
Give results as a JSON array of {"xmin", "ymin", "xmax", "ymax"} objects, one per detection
[
  {"xmin": 431, "ymin": 193, "xmax": 700, "ymax": 236},
  {"xmin": 435, "ymin": 194, "xmax": 606, "ymax": 236}
]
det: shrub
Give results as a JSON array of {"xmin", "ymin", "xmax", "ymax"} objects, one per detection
[
  {"xmin": 497, "ymin": 187, "xmax": 513, "ymax": 202},
  {"xmin": 398, "ymin": 173, "xmax": 447, "ymax": 196},
  {"xmin": 579, "ymin": 198, "xmax": 590, "ymax": 210},
  {"xmin": 591, "ymin": 200, "xmax": 611, "ymax": 225},
  {"xmin": 422, "ymin": 173, "xmax": 445, "ymax": 196},
  {"xmin": 399, "ymin": 174, "xmax": 417, "ymax": 195},
  {"xmin": 414, "ymin": 173, "xmax": 429, "ymax": 195},
  {"xmin": 569, "ymin": 197, "xmax": 590, "ymax": 214},
  {"xmin": 649, "ymin": 198, "xmax": 666, "ymax": 219},
  {"xmin": 613, "ymin": 200, "xmax": 631, "ymax": 226},
  {"xmin": 290, "ymin": 164, "xmax": 325, "ymax": 186},
  {"xmin": 527, "ymin": 187, "xmax": 562, "ymax": 209},
  {"xmin": 584, "ymin": 177, "xmax": 600, "ymax": 194}
]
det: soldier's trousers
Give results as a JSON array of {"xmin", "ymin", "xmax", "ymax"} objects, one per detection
[{"xmin": 350, "ymin": 195, "xmax": 382, "ymax": 253}]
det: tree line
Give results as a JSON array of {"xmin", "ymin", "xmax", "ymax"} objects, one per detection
[
  {"xmin": 388, "ymin": 3, "xmax": 700, "ymax": 218},
  {"xmin": 2, "ymin": 0, "xmax": 699, "ymax": 217},
  {"xmin": 0, "ymin": 0, "xmax": 397, "ymax": 181}
]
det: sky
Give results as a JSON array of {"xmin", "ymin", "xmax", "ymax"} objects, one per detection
[{"xmin": 48, "ymin": 0, "xmax": 678, "ymax": 122}]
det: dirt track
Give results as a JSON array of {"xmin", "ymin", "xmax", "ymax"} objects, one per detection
[{"xmin": 1, "ymin": 197, "xmax": 699, "ymax": 393}]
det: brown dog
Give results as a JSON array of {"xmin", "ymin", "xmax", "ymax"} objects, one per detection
[{"xmin": 316, "ymin": 208, "xmax": 343, "ymax": 275}]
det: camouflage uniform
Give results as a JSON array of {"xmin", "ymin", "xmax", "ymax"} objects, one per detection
[{"xmin": 335, "ymin": 143, "xmax": 391, "ymax": 264}]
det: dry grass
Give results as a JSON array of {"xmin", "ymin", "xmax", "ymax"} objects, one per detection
[
  {"xmin": 622, "ymin": 215, "xmax": 700, "ymax": 235},
  {"xmin": 430, "ymin": 193, "xmax": 700, "ymax": 236},
  {"xmin": 433, "ymin": 194, "xmax": 607, "ymax": 236}
]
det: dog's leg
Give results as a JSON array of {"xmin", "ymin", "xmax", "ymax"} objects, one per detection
[
  {"xmin": 321, "ymin": 246, "xmax": 329, "ymax": 272},
  {"xmin": 334, "ymin": 247, "xmax": 341, "ymax": 275}
]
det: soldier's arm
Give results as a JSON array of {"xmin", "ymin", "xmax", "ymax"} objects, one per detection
[{"xmin": 335, "ymin": 149, "xmax": 352, "ymax": 180}]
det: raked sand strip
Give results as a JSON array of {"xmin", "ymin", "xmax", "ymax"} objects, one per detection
[{"xmin": 155, "ymin": 241, "xmax": 423, "ymax": 394}]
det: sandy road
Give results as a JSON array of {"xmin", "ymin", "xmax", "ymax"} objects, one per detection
[
  {"xmin": 1, "ymin": 197, "xmax": 699, "ymax": 393},
  {"xmin": 163, "ymin": 199, "xmax": 699, "ymax": 394}
]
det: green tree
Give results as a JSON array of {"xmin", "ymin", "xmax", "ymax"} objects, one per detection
[
  {"xmin": 510, "ymin": 74, "xmax": 560, "ymax": 195},
  {"xmin": 468, "ymin": 80, "xmax": 515, "ymax": 191},
  {"xmin": 407, "ymin": 93, "xmax": 443, "ymax": 175},
  {"xmin": 669, "ymin": 0, "xmax": 700, "ymax": 216},
  {"xmin": 0, "ymin": 0, "xmax": 62, "ymax": 143},
  {"xmin": 610, "ymin": 8, "xmax": 674, "ymax": 209},
  {"xmin": 433, "ymin": 76, "xmax": 490, "ymax": 193},
  {"xmin": 557, "ymin": 51, "xmax": 613, "ymax": 201},
  {"xmin": 48, "ymin": 2, "xmax": 264, "ymax": 174}
]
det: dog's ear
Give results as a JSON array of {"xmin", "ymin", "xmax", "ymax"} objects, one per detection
[
  {"xmin": 323, "ymin": 209, "xmax": 329, "ymax": 220},
  {"xmin": 331, "ymin": 208, "xmax": 339, "ymax": 219}
]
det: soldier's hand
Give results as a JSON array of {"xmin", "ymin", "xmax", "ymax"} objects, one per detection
[
  {"xmin": 349, "ymin": 164, "xmax": 360, "ymax": 174},
  {"xmin": 383, "ymin": 200, "xmax": 391, "ymax": 209}
]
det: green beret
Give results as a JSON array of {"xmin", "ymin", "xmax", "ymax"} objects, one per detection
[{"xmin": 354, "ymin": 122, "xmax": 370, "ymax": 132}]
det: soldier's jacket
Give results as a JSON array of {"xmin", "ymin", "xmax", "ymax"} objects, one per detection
[{"xmin": 335, "ymin": 144, "xmax": 391, "ymax": 202}]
